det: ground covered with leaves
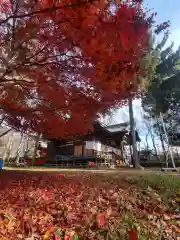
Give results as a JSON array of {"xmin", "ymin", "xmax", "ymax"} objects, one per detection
[{"xmin": 0, "ymin": 170, "xmax": 179, "ymax": 240}]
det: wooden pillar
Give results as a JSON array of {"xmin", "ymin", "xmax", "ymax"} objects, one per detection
[{"xmin": 82, "ymin": 142, "xmax": 84, "ymax": 156}]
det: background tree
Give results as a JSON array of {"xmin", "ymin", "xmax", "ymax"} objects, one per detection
[
  {"xmin": 152, "ymin": 73, "xmax": 180, "ymax": 147},
  {"xmin": 127, "ymin": 23, "xmax": 170, "ymax": 168},
  {"xmin": 142, "ymin": 26, "xmax": 180, "ymax": 166}
]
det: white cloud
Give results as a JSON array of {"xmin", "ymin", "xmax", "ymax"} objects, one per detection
[{"xmin": 109, "ymin": 99, "xmax": 143, "ymax": 124}]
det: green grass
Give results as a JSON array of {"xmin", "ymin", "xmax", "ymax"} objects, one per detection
[{"xmin": 127, "ymin": 174, "xmax": 180, "ymax": 210}]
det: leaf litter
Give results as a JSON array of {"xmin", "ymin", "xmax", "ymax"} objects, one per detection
[{"xmin": 0, "ymin": 170, "xmax": 179, "ymax": 240}]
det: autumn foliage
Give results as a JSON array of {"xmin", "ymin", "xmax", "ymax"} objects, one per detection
[{"xmin": 0, "ymin": 0, "xmax": 154, "ymax": 137}]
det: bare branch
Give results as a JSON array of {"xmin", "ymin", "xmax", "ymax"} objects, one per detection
[{"xmin": 0, "ymin": 128, "xmax": 12, "ymax": 138}]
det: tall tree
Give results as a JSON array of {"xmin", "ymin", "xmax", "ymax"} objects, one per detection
[
  {"xmin": 142, "ymin": 27, "xmax": 180, "ymax": 166},
  {"xmin": 0, "ymin": 0, "xmax": 155, "ymax": 139},
  {"xmin": 152, "ymin": 71, "xmax": 180, "ymax": 147}
]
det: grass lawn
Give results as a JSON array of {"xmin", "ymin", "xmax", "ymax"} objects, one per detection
[{"xmin": 0, "ymin": 169, "xmax": 179, "ymax": 240}]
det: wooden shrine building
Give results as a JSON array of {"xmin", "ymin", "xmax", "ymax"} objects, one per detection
[{"xmin": 46, "ymin": 121, "xmax": 140, "ymax": 168}]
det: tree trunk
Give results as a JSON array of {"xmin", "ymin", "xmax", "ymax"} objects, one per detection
[
  {"xmin": 24, "ymin": 135, "xmax": 29, "ymax": 154},
  {"xmin": 3, "ymin": 132, "xmax": 13, "ymax": 164},
  {"xmin": 128, "ymin": 96, "xmax": 141, "ymax": 169},
  {"xmin": 46, "ymin": 139, "xmax": 57, "ymax": 163},
  {"xmin": 32, "ymin": 133, "xmax": 41, "ymax": 166},
  {"xmin": 15, "ymin": 133, "xmax": 24, "ymax": 165},
  {"xmin": 150, "ymin": 129, "xmax": 160, "ymax": 161},
  {"xmin": 159, "ymin": 112, "xmax": 176, "ymax": 168},
  {"xmin": 146, "ymin": 121, "xmax": 160, "ymax": 162},
  {"xmin": 156, "ymin": 117, "xmax": 168, "ymax": 167}
]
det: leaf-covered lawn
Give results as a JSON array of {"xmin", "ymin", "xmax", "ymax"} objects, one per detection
[{"xmin": 0, "ymin": 170, "xmax": 179, "ymax": 240}]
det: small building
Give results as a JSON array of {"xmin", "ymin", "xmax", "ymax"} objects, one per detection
[{"xmin": 46, "ymin": 121, "xmax": 140, "ymax": 168}]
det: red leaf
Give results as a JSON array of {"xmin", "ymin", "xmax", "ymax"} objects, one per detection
[
  {"xmin": 128, "ymin": 229, "xmax": 137, "ymax": 240},
  {"xmin": 96, "ymin": 213, "xmax": 107, "ymax": 227}
]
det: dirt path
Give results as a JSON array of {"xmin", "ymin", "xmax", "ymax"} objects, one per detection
[{"xmin": 3, "ymin": 166, "xmax": 179, "ymax": 176}]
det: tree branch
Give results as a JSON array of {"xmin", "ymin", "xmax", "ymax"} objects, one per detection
[
  {"xmin": 0, "ymin": 0, "xmax": 94, "ymax": 26},
  {"xmin": 0, "ymin": 128, "xmax": 12, "ymax": 138}
]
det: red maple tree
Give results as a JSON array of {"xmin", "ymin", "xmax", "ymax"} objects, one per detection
[{"xmin": 0, "ymin": 0, "xmax": 155, "ymax": 138}]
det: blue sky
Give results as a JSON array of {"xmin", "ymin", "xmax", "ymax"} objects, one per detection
[
  {"xmin": 144, "ymin": 0, "xmax": 180, "ymax": 30},
  {"xmin": 144, "ymin": 0, "xmax": 180, "ymax": 49},
  {"xmin": 104, "ymin": 0, "xmax": 180, "ymax": 148}
]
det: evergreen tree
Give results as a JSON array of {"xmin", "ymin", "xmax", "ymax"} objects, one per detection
[{"xmin": 142, "ymin": 29, "xmax": 180, "ymax": 147}]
